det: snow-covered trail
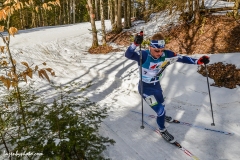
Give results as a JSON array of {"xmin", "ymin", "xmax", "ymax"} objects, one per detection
[{"xmin": 2, "ymin": 17, "xmax": 240, "ymax": 160}]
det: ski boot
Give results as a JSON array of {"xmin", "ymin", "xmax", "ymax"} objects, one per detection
[
  {"xmin": 159, "ymin": 128, "xmax": 176, "ymax": 143},
  {"xmin": 165, "ymin": 115, "xmax": 174, "ymax": 123}
]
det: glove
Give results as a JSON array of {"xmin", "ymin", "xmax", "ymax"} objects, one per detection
[
  {"xmin": 197, "ymin": 55, "xmax": 210, "ymax": 65},
  {"xmin": 134, "ymin": 31, "xmax": 143, "ymax": 46}
]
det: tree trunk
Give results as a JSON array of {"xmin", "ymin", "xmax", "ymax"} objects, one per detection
[
  {"xmin": 194, "ymin": 0, "xmax": 201, "ymax": 25},
  {"xmin": 201, "ymin": 0, "xmax": 205, "ymax": 8},
  {"xmin": 124, "ymin": 0, "xmax": 127, "ymax": 28},
  {"xmin": 110, "ymin": 0, "xmax": 114, "ymax": 26},
  {"xmin": 41, "ymin": 8, "xmax": 45, "ymax": 26},
  {"xmin": 95, "ymin": 0, "xmax": 99, "ymax": 20},
  {"xmin": 100, "ymin": 0, "xmax": 107, "ymax": 45},
  {"xmin": 233, "ymin": 0, "xmax": 240, "ymax": 18},
  {"xmin": 19, "ymin": 9, "xmax": 24, "ymax": 29},
  {"xmin": 116, "ymin": 0, "xmax": 122, "ymax": 33},
  {"xmin": 189, "ymin": 0, "xmax": 193, "ymax": 19},
  {"xmin": 108, "ymin": 0, "xmax": 110, "ymax": 19},
  {"xmin": 127, "ymin": 0, "xmax": 131, "ymax": 28},
  {"xmin": 87, "ymin": 0, "xmax": 99, "ymax": 47},
  {"xmin": 66, "ymin": 0, "xmax": 70, "ymax": 24},
  {"xmin": 142, "ymin": 0, "xmax": 146, "ymax": 21},
  {"xmin": 112, "ymin": 0, "xmax": 118, "ymax": 31},
  {"xmin": 31, "ymin": 10, "xmax": 36, "ymax": 28},
  {"xmin": 73, "ymin": 0, "xmax": 76, "ymax": 23}
]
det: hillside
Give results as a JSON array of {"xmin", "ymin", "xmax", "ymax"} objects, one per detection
[
  {"xmin": 108, "ymin": 15, "xmax": 240, "ymax": 54},
  {"xmin": 106, "ymin": 15, "xmax": 240, "ymax": 89}
]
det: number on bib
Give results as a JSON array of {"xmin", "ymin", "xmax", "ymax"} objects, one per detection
[{"xmin": 145, "ymin": 95, "xmax": 158, "ymax": 106}]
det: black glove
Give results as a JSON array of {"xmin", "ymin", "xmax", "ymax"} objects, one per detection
[
  {"xmin": 197, "ymin": 55, "xmax": 210, "ymax": 65},
  {"xmin": 134, "ymin": 31, "xmax": 143, "ymax": 46}
]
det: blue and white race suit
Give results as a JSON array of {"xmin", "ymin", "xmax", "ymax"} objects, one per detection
[{"xmin": 125, "ymin": 44, "xmax": 198, "ymax": 129}]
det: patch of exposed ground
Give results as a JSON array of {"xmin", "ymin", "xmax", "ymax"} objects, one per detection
[
  {"xmin": 88, "ymin": 45, "xmax": 121, "ymax": 54},
  {"xmin": 198, "ymin": 62, "xmax": 240, "ymax": 89},
  {"xmin": 164, "ymin": 15, "xmax": 240, "ymax": 54}
]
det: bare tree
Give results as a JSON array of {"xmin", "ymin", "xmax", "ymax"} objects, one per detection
[
  {"xmin": 95, "ymin": 0, "xmax": 99, "ymax": 20},
  {"xmin": 116, "ymin": 0, "xmax": 122, "ymax": 32},
  {"xmin": 233, "ymin": 0, "xmax": 240, "ymax": 18},
  {"xmin": 73, "ymin": 0, "xmax": 76, "ymax": 23},
  {"xmin": 87, "ymin": 0, "xmax": 99, "ymax": 48},
  {"xmin": 127, "ymin": 0, "xmax": 131, "ymax": 28},
  {"xmin": 124, "ymin": 0, "xmax": 127, "ymax": 28},
  {"xmin": 100, "ymin": 0, "xmax": 107, "ymax": 45},
  {"xmin": 109, "ymin": 0, "xmax": 115, "ymax": 25}
]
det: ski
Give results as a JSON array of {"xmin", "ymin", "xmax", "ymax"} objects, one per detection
[
  {"xmin": 132, "ymin": 110, "xmax": 234, "ymax": 136},
  {"xmin": 143, "ymin": 120, "xmax": 200, "ymax": 160}
]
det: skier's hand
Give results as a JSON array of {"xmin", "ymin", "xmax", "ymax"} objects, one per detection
[
  {"xmin": 197, "ymin": 56, "xmax": 210, "ymax": 65},
  {"xmin": 134, "ymin": 31, "xmax": 143, "ymax": 46}
]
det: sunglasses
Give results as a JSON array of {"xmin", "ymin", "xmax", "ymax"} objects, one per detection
[{"xmin": 154, "ymin": 49, "xmax": 164, "ymax": 53}]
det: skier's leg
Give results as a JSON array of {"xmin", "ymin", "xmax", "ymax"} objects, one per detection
[
  {"xmin": 139, "ymin": 87, "xmax": 175, "ymax": 143},
  {"xmin": 144, "ymin": 95, "xmax": 176, "ymax": 143},
  {"xmin": 140, "ymin": 88, "xmax": 165, "ymax": 130}
]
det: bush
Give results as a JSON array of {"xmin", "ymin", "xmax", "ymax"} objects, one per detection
[{"xmin": 0, "ymin": 83, "xmax": 115, "ymax": 160}]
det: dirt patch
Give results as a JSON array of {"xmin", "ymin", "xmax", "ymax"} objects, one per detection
[
  {"xmin": 164, "ymin": 15, "xmax": 240, "ymax": 54},
  {"xmin": 106, "ymin": 31, "xmax": 133, "ymax": 46},
  {"xmin": 88, "ymin": 45, "xmax": 121, "ymax": 54},
  {"xmin": 198, "ymin": 62, "xmax": 240, "ymax": 89}
]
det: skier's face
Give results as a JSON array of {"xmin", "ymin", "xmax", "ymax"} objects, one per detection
[{"xmin": 150, "ymin": 46, "xmax": 164, "ymax": 59}]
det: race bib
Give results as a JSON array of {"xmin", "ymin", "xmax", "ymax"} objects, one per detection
[{"xmin": 145, "ymin": 95, "xmax": 158, "ymax": 106}]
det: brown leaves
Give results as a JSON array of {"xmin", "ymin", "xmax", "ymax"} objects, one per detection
[
  {"xmin": 21, "ymin": 61, "xmax": 29, "ymax": 68},
  {"xmin": 198, "ymin": 62, "xmax": 240, "ymax": 89},
  {"xmin": 0, "ymin": 59, "xmax": 55, "ymax": 90},
  {"xmin": 9, "ymin": 27, "xmax": 18, "ymax": 36},
  {"xmin": 0, "ymin": 26, "xmax": 4, "ymax": 32},
  {"xmin": 0, "ymin": 75, "xmax": 15, "ymax": 90},
  {"xmin": 38, "ymin": 69, "xmax": 49, "ymax": 82},
  {"xmin": 0, "ymin": 10, "xmax": 7, "ymax": 21},
  {"xmin": 37, "ymin": 68, "xmax": 55, "ymax": 82},
  {"xmin": 0, "ymin": 46, "xmax": 5, "ymax": 53},
  {"xmin": 0, "ymin": 60, "xmax": 8, "ymax": 67}
]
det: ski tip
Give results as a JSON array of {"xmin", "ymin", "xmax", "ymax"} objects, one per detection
[
  {"xmin": 226, "ymin": 133, "xmax": 234, "ymax": 136},
  {"xmin": 173, "ymin": 120, "xmax": 180, "ymax": 123}
]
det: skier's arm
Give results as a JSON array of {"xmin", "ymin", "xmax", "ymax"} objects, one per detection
[
  {"xmin": 125, "ymin": 43, "xmax": 140, "ymax": 62},
  {"xmin": 176, "ymin": 54, "xmax": 210, "ymax": 65},
  {"xmin": 165, "ymin": 50, "xmax": 198, "ymax": 64},
  {"xmin": 176, "ymin": 54, "xmax": 198, "ymax": 64}
]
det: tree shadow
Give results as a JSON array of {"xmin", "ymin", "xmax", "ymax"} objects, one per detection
[{"xmin": 224, "ymin": 24, "xmax": 240, "ymax": 53}]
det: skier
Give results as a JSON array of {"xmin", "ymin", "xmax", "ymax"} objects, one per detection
[{"xmin": 125, "ymin": 31, "xmax": 210, "ymax": 143}]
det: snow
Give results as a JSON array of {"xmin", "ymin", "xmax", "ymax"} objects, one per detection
[{"xmin": 1, "ymin": 7, "xmax": 240, "ymax": 160}]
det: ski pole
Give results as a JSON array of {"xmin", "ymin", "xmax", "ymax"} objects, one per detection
[
  {"xmin": 204, "ymin": 64, "xmax": 215, "ymax": 126},
  {"xmin": 140, "ymin": 43, "xmax": 144, "ymax": 129}
]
